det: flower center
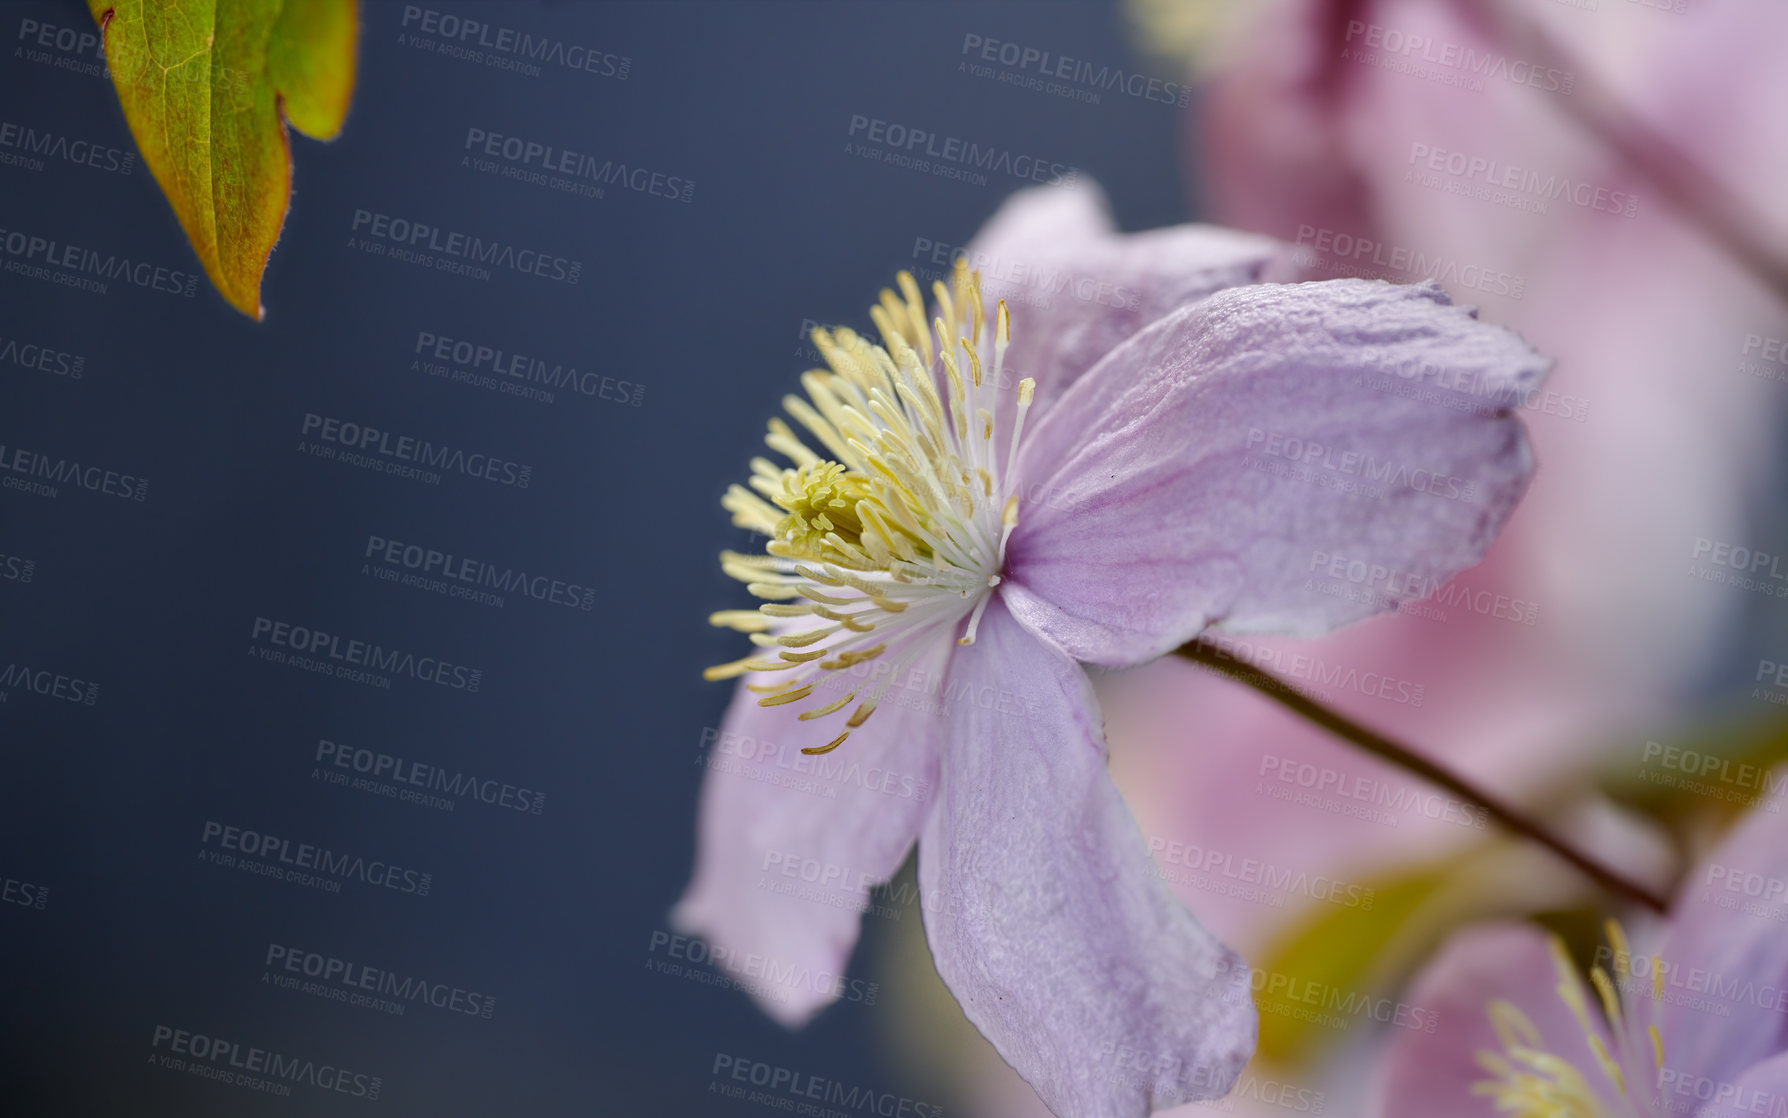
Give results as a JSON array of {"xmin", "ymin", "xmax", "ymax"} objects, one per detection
[
  {"xmin": 704, "ymin": 263, "xmax": 1034, "ymax": 755},
  {"xmin": 1470, "ymin": 923, "xmax": 1666, "ymax": 1118}
]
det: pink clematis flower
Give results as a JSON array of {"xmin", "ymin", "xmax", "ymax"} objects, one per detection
[
  {"xmin": 1375, "ymin": 788, "xmax": 1788, "ymax": 1118},
  {"xmin": 676, "ymin": 182, "xmax": 1549, "ymax": 1118}
]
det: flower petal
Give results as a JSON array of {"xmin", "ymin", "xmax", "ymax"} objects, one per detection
[
  {"xmin": 917, "ymin": 597, "xmax": 1254, "ymax": 1117},
  {"xmin": 1375, "ymin": 923, "xmax": 1619, "ymax": 1118},
  {"xmin": 672, "ymin": 644, "xmax": 947, "ymax": 1026},
  {"xmin": 1654, "ymin": 788, "xmax": 1788, "ymax": 1088},
  {"xmin": 1005, "ymin": 278, "xmax": 1548, "ymax": 665},
  {"xmin": 966, "ymin": 181, "xmax": 1286, "ymax": 416},
  {"xmin": 1692, "ymin": 1050, "xmax": 1788, "ymax": 1118}
]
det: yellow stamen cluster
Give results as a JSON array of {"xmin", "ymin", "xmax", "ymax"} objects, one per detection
[
  {"xmin": 771, "ymin": 462, "xmax": 877, "ymax": 565},
  {"xmin": 704, "ymin": 262, "xmax": 1035, "ymax": 754},
  {"xmin": 1470, "ymin": 922, "xmax": 1666, "ymax": 1118}
]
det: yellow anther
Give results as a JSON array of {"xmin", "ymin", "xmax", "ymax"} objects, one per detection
[
  {"xmin": 758, "ymin": 684, "xmax": 815, "ymax": 707},
  {"xmin": 702, "ymin": 658, "xmax": 754, "ymax": 681},
  {"xmin": 802, "ymin": 731, "xmax": 850, "ymax": 756},
  {"xmin": 709, "ymin": 610, "xmax": 771, "ymax": 632},
  {"xmin": 799, "ymin": 692, "xmax": 856, "ymax": 720}
]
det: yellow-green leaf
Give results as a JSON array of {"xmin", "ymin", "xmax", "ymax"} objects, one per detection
[
  {"xmin": 88, "ymin": 0, "xmax": 357, "ymax": 319},
  {"xmin": 1249, "ymin": 838, "xmax": 1605, "ymax": 1069}
]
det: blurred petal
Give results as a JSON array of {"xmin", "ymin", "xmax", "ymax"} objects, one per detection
[
  {"xmin": 918, "ymin": 598, "xmax": 1254, "ymax": 1117},
  {"xmin": 1695, "ymin": 1051, "xmax": 1788, "ymax": 1118},
  {"xmin": 1006, "ymin": 277, "xmax": 1547, "ymax": 665},
  {"xmin": 1654, "ymin": 788, "xmax": 1788, "ymax": 1087},
  {"xmin": 672, "ymin": 644, "xmax": 946, "ymax": 1025},
  {"xmin": 1375, "ymin": 923, "xmax": 1618, "ymax": 1118}
]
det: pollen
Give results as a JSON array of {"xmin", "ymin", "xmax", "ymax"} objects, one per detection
[
  {"xmin": 706, "ymin": 261, "xmax": 1036, "ymax": 750},
  {"xmin": 772, "ymin": 461, "xmax": 876, "ymax": 564}
]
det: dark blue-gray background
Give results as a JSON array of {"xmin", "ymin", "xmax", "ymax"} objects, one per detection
[{"xmin": 0, "ymin": 1, "xmax": 1193, "ymax": 1113}]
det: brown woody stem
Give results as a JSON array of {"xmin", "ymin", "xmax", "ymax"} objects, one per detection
[{"xmin": 1173, "ymin": 638, "xmax": 1669, "ymax": 914}]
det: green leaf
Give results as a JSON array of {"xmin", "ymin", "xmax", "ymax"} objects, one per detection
[
  {"xmin": 1601, "ymin": 710, "xmax": 1788, "ymax": 832},
  {"xmin": 88, "ymin": 0, "xmax": 358, "ymax": 319},
  {"xmin": 1248, "ymin": 839, "xmax": 1601, "ymax": 1070},
  {"xmin": 1251, "ymin": 863, "xmax": 1454, "ymax": 1068}
]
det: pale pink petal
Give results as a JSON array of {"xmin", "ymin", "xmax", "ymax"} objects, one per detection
[
  {"xmin": 965, "ymin": 181, "xmax": 1286, "ymax": 416},
  {"xmin": 1654, "ymin": 788, "xmax": 1788, "ymax": 1087},
  {"xmin": 672, "ymin": 642, "xmax": 947, "ymax": 1025},
  {"xmin": 1688, "ymin": 1050, "xmax": 1788, "ymax": 1118},
  {"xmin": 917, "ymin": 598, "xmax": 1254, "ymax": 1117},
  {"xmin": 1374, "ymin": 924, "xmax": 1618, "ymax": 1118},
  {"xmin": 1202, "ymin": 0, "xmax": 1376, "ymax": 247},
  {"xmin": 1005, "ymin": 277, "xmax": 1546, "ymax": 666}
]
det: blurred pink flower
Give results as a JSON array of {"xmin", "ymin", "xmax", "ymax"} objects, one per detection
[
  {"xmin": 1376, "ymin": 792, "xmax": 1788, "ymax": 1118},
  {"xmin": 676, "ymin": 184, "xmax": 1550, "ymax": 1118},
  {"xmin": 1121, "ymin": 0, "xmax": 1788, "ymax": 952}
]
